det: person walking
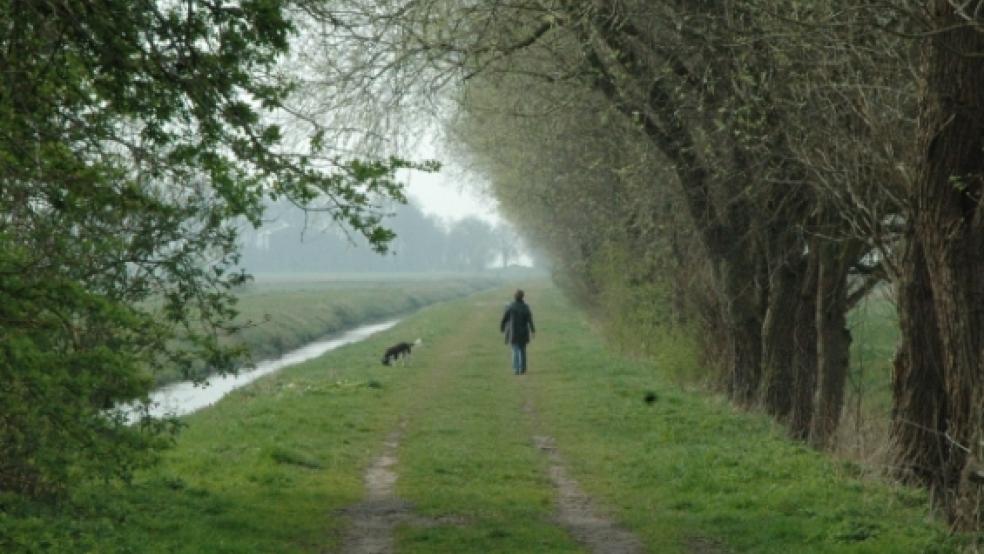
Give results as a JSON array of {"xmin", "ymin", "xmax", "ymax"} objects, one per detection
[{"xmin": 500, "ymin": 289, "xmax": 535, "ymax": 375}]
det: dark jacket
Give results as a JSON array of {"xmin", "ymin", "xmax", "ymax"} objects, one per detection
[{"xmin": 500, "ymin": 300, "xmax": 535, "ymax": 345}]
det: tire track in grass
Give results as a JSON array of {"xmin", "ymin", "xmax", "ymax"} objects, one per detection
[
  {"xmin": 338, "ymin": 299, "xmax": 486, "ymax": 553},
  {"xmin": 393, "ymin": 292, "xmax": 583, "ymax": 553},
  {"xmin": 339, "ymin": 423, "xmax": 407, "ymax": 554},
  {"xmin": 337, "ymin": 366, "xmax": 472, "ymax": 554},
  {"xmin": 341, "ymin": 288, "xmax": 645, "ymax": 553},
  {"xmin": 520, "ymin": 287, "xmax": 731, "ymax": 554},
  {"xmin": 524, "ymin": 398, "xmax": 646, "ymax": 554},
  {"xmin": 339, "ymin": 417, "xmax": 467, "ymax": 554}
]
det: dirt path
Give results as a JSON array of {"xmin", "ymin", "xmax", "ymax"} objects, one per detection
[
  {"xmin": 338, "ymin": 418, "xmax": 469, "ymax": 554},
  {"xmin": 339, "ymin": 424, "xmax": 409, "ymax": 554},
  {"xmin": 336, "ymin": 307, "xmax": 484, "ymax": 553},
  {"xmin": 525, "ymin": 400, "xmax": 646, "ymax": 554},
  {"xmin": 337, "ymin": 293, "xmax": 647, "ymax": 553}
]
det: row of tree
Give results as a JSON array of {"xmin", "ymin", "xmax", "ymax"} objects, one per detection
[
  {"xmin": 313, "ymin": 0, "xmax": 984, "ymax": 527},
  {"xmin": 239, "ymin": 200, "xmax": 523, "ymax": 273}
]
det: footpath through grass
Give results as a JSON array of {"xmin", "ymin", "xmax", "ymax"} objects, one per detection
[{"xmin": 2, "ymin": 284, "xmax": 959, "ymax": 552}]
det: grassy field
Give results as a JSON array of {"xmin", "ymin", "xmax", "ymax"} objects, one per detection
[
  {"xmin": 1, "ymin": 284, "xmax": 962, "ymax": 552},
  {"xmin": 153, "ymin": 276, "xmax": 497, "ymax": 385},
  {"xmin": 231, "ymin": 276, "xmax": 497, "ymax": 360},
  {"xmin": 837, "ymin": 289, "xmax": 902, "ymax": 463}
]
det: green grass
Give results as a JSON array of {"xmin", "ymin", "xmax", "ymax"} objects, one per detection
[
  {"xmin": 2, "ymin": 295, "xmax": 475, "ymax": 553},
  {"xmin": 153, "ymin": 276, "xmax": 497, "ymax": 385},
  {"xmin": 846, "ymin": 291, "xmax": 899, "ymax": 412},
  {"xmin": 838, "ymin": 290, "xmax": 902, "ymax": 459},
  {"xmin": 393, "ymin": 295, "xmax": 579, "ymax": 553},
  {"xmin": 0, "ymin": 284, "xmax": 961, "ymax": 553},
  {"xmin": 525, "ymin": 287, "xmax": 958, "ymax": 553},
  {"xmin": 231, "ymin": 276, "xmax": 496, "ymax": 359}
]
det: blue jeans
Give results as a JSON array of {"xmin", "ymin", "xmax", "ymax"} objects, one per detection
[{"xmin": 511, "ymin": 343, "xmax": 527, "ymax": 374}]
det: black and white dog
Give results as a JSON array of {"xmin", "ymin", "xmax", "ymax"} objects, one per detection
[{"xmin": 381, "ymin": 338, "xmax": 422, "ymax": 366}]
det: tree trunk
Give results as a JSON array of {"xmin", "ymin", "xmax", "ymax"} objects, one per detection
[
  {"xmin": 891, "ymin": 236, "xmax": 950, "ymax": 493},
  {"xmin": 762, "ymin": 256, "xmax": 804, "ymax": 420},
  {"xmin": 789, "ymin": 248, "xmax": 819, "ymax": 441},
  {"xmin": 722, "ymin": 254, "xmax": 764, "ymax": 406},
  {"xmin": 905, "ymin": 1, "xmax": 984, "ymax": 526},
  {"xmin": 811, "ymin": 240, "xmax": 854, "ymax": 449}
]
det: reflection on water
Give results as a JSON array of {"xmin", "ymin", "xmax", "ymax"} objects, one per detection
[{"xmin": 135, "ymin": 319, "xmax": 399, "ymax": 420}]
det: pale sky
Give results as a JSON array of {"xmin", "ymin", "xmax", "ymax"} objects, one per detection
[
  {"xmin": 399, "ymin": 157, "xmax": 536, "ymax": 266},
  {"xmin": 401, "ymin": 160, "xmax": 501, "ymax": 225}
]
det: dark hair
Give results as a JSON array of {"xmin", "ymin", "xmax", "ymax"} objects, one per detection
[{"xmin": 514, "ymin": 289, "xmax": 525, "ymax": 301}]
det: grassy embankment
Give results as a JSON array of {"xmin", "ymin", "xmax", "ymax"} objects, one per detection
[
  {"xmin": 594, "ymin": 279, "xmax": 908, "ymax": 470},
  {"xmin": 152, "ymin": 276, "xmax": 497, "ymax": 385},
  {"xmin": 1, "ymin": 284, "xmax": 962, "ymax": 552}
]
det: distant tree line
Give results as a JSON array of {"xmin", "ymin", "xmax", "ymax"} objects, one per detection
[
  {"xmin": 239, "ymin": 200, "xmax": 524, "ymax": 273},
  {"xmin": 312, "ymin": 0, "xmax": 984, "ymax": 527}
]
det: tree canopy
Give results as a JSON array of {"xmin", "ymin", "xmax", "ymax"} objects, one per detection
[{"xmin": 0, "ymin": 0, "xmax": 419, "ymax": 496}]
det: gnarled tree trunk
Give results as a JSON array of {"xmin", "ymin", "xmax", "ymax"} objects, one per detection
[
  {"xmin": 810, "ymin": 239, "xmax": 856, "ymax": 448},
  {"xmin": 891, "ymin": 236, "xmax": 950, "ymax": 494},
  {"xmin": 721, "ymin": 254, "xmax": 764, "ymax": 406},
  {"xmin": 902, "ymin": 0, "xmax": 984, "ymax": 526},
  {"xmin": 762, "ymin": 255, "xmax": 805, "ymax": 420},
  {"xmin": 789, "ymin": 246, "xmax": 819, "ymax": 441}
]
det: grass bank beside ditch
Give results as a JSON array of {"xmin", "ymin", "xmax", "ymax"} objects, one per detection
[
  {"xmin": 153, "ymin": 276, "xmax": 497, "ymax": 385},
  {"xmin": 1, "ymin": 284, "xmax": 961, "ymax": 553}
]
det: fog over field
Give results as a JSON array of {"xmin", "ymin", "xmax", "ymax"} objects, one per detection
[{"xmin": 237, "ymin": 193, "xmax": 537, "ymax": 275}]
